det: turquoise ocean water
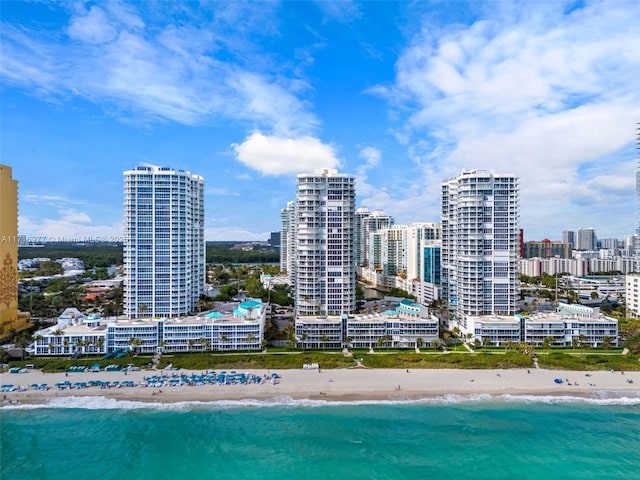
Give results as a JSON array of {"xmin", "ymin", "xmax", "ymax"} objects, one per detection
[{"xmin": 2, "ymin": 394, "xmax": 639, "ymax": 480}]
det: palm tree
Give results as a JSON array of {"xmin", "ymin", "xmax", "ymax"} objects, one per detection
[
  {"xmin": 542, "ymin": 336, "xmax": 554, "ymax": 350},
  {"xmin": 188, "ymin": 338, "xmax": 196, "ymax": 352},
  {"xmin": 246, "ymin": 333, "xmax": 256, "ymax": 346},
  {"xmin": 578, "ymin": 334, "xmax": 589, "ymax": 350},
  {"xmin": 320, "ymin": 335, "xmax": 329, "ymax": 350},
  {"xmin": 220, "ymin": 334, "xmax": 229, "ymax": 350},
  {"xmin": 300, "ymin": 332, "xmax": 308, "ymax": 349},
  {"xmin": 75, "ymin": 339, "xmax": 86, "ymax": 357},
  {"xmin": 128, "ymin": 337, "xmax": 142, "ymax": 355},
  {"xmin": 416, "ymin": 337, "xmax": 424, "ymax": 349},
  {"xmin": 344, "ymin": 336, "xmax": 353, "ymax": 348},
  {"xmin": 602, "ymin": 336, "xmax": 612, "ymax": 350},
  {"xmin": 63, "ymin": 338, "xmax": 70, "ymax": 354},
  {"xmin": 15, "ymin": 335, "xmax": 31, "ymax": 361},
  {"xmin": 137, "ymin": 304, "xmax": 148, "ymax": 318},
  {"xmin": 96, "ymin": 337, "xmax": 105, "ymax": 353},
  {"xmin": 376, "ymin": 336, "xmax": 384, "ymax": 350},
  {"xmin": 385, "ymin": 334, "xmax": 393, "ymax": 350}
]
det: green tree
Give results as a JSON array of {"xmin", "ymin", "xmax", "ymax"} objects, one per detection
[
  {"xmin": 137, "ymin": 304, "xmax": 148, "ymax": 317},
  {"xmin": 128, "ymin": 337, "xmax": 143, "ymax": 355}
]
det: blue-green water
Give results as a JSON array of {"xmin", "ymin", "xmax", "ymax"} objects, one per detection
[{"xmin": 2, "ymin": 395, "xmax": 639, "ymax": 480}]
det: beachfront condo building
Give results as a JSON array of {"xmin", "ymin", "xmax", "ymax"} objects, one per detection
[
  {"xmin": 294, "ymin": 169, "xmax": 356, "ymax": 317},
  {"xmin": 295, "ymin": 299, "xmax": 439, "ymax": 349},
  {"xmin": 465, "ymin": 303, "xmax": 618, "ymax": 348},
  {"xmin": 123, "ymin": 166, "xmax": 205, "ymax": 319},
  {"xmin": 441, "ymin": 170, "xmax": 520, "ymax": 328},
  {"xmin": 33, "ymin": 300, "xmax": 267, "ymax": 356},
  {"xmin": 0, "ymin": 164, "xmax": 30, "ymax": 334}
]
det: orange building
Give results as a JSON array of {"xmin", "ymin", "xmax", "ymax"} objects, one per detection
[{"xmin": 0, "ymin": 164, "xmax": 30, "ymax": 334}]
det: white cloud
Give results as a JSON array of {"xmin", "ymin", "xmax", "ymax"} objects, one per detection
[
  {"xmin": 358, "ymin": 146, "xmax": 381, "ymax": 168},
  {"xmin": 22, "ymin": 194, "xmax": 85, "ymax": 207},
  {"xmin": 355, "ymin": 146, "xmax": 382, "ymax": 198},
  {"xmin": 373, "ymin": 0, "xmax": 640, "ymax": 238},
  {"xmin": 68, "ymin": 6, "xmax": 117, "ymax": 44},
  {"xmin": 205, "ymin": 226, "xmax": 270, "ymax": 242},
  {"xmin": 315, "ymin": 0, "xmax": 362, "ymax": 23},
  {"xmin": 1, "ymin": 3, "xmax": 318, "ymax": 134},
  {"xmin": 232, "ymin": 133, "xmax": 340, "ymax": 176},
  {"xmin": 19, "ymin": 215, "xmax": 123, "ymax": 242},
  {"xmin": 60, "ymin": 209, "xmax": 92, "ymax": 224}
]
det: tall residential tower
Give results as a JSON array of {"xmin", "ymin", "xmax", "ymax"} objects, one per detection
[
  {"xmin": 123, "ymin": 166, "xmax": 205, "ymax": 319},
  {"xmin": 441, "ymin": 170, "xmax": 520, "ymax": 323},
  {"xmin": 294, "ymin": 169, "xmax": 356, "ymax": 316}
]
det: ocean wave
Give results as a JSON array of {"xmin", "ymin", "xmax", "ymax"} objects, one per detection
[{"xmin": 2, "ymin": 391, "xmax": 640, "ymax": 411}]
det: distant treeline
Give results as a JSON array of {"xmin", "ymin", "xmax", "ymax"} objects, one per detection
[
  {"xmin": 205, "ymin": 242, "xmax": 279, "ymax": 264},
  {"xmin": 18, "ymin": 241, "xmax": 278, "ymax": 266},
  {"xmin": 18, "ymin": 243, "xmax": 123, "ymax": 269}
]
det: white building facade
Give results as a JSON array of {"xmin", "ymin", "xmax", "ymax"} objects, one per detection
[
  {"xmin": 442, "ymin": 170, "xmax": 520, "ymax": 327},
  {"xmin": 280, "ymin": 201, "xmax": 297, "ymax": 276},
  {"xmin": 123, "ymin": 166, "xmax": 205, "ymax": 319},
  {"xmin": 295, "ymin": 299, "xmax": 439, "ymax": 349},
  {"xmin": 627, "ymin": 273, "xmax": 640, "ymax": 318},
  {"xmin": 294, "ymin": 169, "xmax": 356, "ymax": 317},
  {"xmin": 33, "ymin": 300, "xmax": 267, "ymax": 356}
]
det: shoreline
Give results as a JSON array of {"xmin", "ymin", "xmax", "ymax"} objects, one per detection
[{"xmin": 2, "ymin": 368, "xmax": 639, "ymax": 407}]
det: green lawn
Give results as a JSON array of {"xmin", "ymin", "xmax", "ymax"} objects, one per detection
[{"xmin": 7, "ymin": 349, "xmax": 639, "ymax": 372}]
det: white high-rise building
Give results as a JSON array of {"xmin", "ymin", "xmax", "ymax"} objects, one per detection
[
  {"xmin": 363, "ymin": 210, "xmax": 394, "ymax": 268},
  {"xmin": 406, "ymin": 223, "xmax": 441, "ymax": 282},
  {"xmin": 381, "ymin": 225, "xmax": 407, "ymax": 277},
  {"xmin": 124, "ymin": 166, "xmax": 205, "ymax": 319},
  {"xmin": 354, "ymin": 207, "xmax": 370, "ymax": 266},
  {"xmin": 295, "ymin": 169, "xmax": 356, "ymax": 316},
  {"xmin": 280, "ymin": 201, "xmax": 297, "ymax": 275},
  {"xmin": 442, "ymin": 170, "xmax": 519, "ymax": 322}
]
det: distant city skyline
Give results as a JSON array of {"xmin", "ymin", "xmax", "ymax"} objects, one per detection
[{"xmin": 2, "ymin": 1, "xmax": 639, "ymax": 242}]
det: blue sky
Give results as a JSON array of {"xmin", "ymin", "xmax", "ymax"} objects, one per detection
[{"xmin": 2, "ymin": 0, "xmax": 639, "ymax": 242}]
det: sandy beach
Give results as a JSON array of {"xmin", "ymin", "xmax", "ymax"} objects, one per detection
[{"xmin": 2, "ymin": 367, "xmax": 639, "ymax": 406}]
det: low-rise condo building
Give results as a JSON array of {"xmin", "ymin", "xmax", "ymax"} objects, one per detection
[
  {"xmin": 295, "ymin": 299, "xmax": 439, "ymax": 349},
  {"xmin": 33, "ymin": 300, "xmax": 267, "ymax": 356},
  {"xmin": 468, "ymin": 303, "xmax": 618, "ymax": 348}
]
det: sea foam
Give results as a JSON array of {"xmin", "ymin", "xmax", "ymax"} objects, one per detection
[{"xmin": 3, "ymin": 390, "xmax": 640, "ymax": 411}]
